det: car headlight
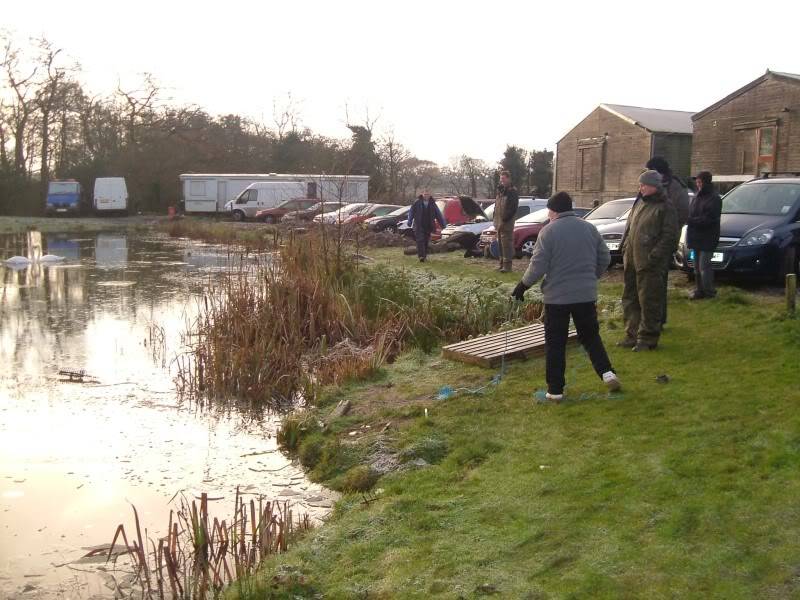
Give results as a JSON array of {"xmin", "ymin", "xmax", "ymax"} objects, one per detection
[{"xmin": 738, "ymin": 229, "xmax": 774, "ymax": 246}]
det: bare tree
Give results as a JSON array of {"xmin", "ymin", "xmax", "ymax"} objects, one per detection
[
  {"xmin": 272, "ymin": 92, "xmax": 302, "ymax": 141},
  {"xmin": 1, "ymin": 35, "xmax": 38, "ymax": 176},
  {"xmin": 115, "ymin": 72, "xmax": 160, "ymax": 145},
  {"xmin": 378, "ymin": 130, "xmax": 410, "ymax": 201}
]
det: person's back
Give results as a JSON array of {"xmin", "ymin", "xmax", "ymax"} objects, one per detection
[{"xmin": 526, "ymin": 213, "xmax": 609, "ymax": 305}]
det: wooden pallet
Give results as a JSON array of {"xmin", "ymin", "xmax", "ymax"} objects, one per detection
[{"xmin": 442, "ymin": 323, "xmax": 577, "ymax": 368}]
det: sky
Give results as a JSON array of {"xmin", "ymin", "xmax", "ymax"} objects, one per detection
[{"xmin": 5, "ymin": 0, "xmax": 800, "ymax": 165}]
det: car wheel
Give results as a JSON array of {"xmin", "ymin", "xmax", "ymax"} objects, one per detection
[
  {"xmin": 232, "ymin": 210, "xmax": 245, "ymax": 222},
  {"xmin": 264, "ymin": 215, "xmax": 276, "ymax": 224},
  {"xmin": 519, "ymin": 237, "xmax": 536, "ymax": 257}
]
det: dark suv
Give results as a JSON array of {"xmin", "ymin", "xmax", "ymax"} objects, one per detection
[{"xmin": 676, "ymin": 175, "xmax": 800, "ymax": 280}]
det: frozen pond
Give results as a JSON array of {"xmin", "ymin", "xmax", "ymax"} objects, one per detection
[{"xmin": 0, "ymin": 230, "xmax": 335, "ymax": 599}]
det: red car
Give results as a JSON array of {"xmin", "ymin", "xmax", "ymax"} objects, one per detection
[
  {"xmin": 479, "ymin": 208, "xmax": 591, "ymax": 257},
  {"xmin": 398, "ymin": 196, "xmax": 487, "ymax": 240},
  {"xmin": 255, "ymin": 198, "xmax": 320, "ymax": 223}
]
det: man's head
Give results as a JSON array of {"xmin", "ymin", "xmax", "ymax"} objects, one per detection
[
  {"xmin": 694, "ymin": 171, "xmax": 713, "ymax": 191},
  {"xmin": 646, "ymin": 156, "xmax": 671, "ymax": 177},
  {"xmin": 638, "ymin": 170, "xmax": 663, "ymax": 196},
  {"xmin": 547, "ymin": 191, "xmax": 573, "ymax": 220},
  {"xmin": 499, "ymin": 171, "xmax": 511, "ymax": 187}
]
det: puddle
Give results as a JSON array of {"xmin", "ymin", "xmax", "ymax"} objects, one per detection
[{"xmin": 0, "ymin": 231, "xmax": 335, "ymax": 599}]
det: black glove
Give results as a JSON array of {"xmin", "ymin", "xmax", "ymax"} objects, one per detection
[{"xmin": 512, "ymin": 281, "xmax": 529, "ymax": 302}]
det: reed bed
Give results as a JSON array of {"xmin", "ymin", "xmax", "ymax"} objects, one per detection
[
  {"xmin": 176, "ymin": 229, "xmax": 540, "ymax": 408},
  {"xmin": 105, "ymin": 489, "xmax": 309, "ymax": 599}
]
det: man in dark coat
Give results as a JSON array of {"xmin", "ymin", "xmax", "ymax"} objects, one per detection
[
  {"xmin": 407, "ymin": 192, "xmax": 446, "ymax": 262},
  {"xmin": 494, "ymin": 170, "xmax": 520, "ymax": 272},
  {"xmin": 619, "ymin": 170, "xmax": 679, "ymax": 351},
  {"xmin": 645, "ymin": 157, "xmax": 688, "ymax": 328},
  {"xmin": 686, "ymin": 171, "xmax": 722, "ymax": 300}
]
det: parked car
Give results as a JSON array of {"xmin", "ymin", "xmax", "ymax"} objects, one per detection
[
  {"xmin": 283, "ymin": 201, "xmax": 346, "ymax": 222},
  {"xmin": 675, "ymin": 175, "xmax": 800, "ymax": 281},
  {"xmin": 46, "ymin": 180, "xmax": 82, "ymax": 215},
  {"xmin": 441, "ymin": 198, "xmax": 548, "ymax": 250},
  {"xmin": 364, "ymin": 205, "xmax": 411, "ymax": 233},
  {"xmin": 594, "ymin": 204, "xmax": 635, "ymax": 265},
  {"xmin": 397, "ymin": 196, "xmax": 485, "ymax": 241},
  {"xmin": 479, "ymin": 207, "xmax": 591, "ymax": 257},
  {"xmin": 314, "ymin": 202, "xmax": 372, "ymax": 225},
  {"xmin": 254, "ymin": 198, "xmax": 320, "ymax": 223},
  {"xmin": 94, "ymin": 177, "xmax": 129, "ymax": 215},
  {"xmin": 342, "ymin": 204, "xmax": 403, "ymax": 225},
  {"xmin": 584, "ymin": 197, "xmax": 637, "ymax": 228}
]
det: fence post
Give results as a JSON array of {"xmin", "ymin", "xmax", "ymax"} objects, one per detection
[{"xmin": 787, "ymin": 273, "xmax": 797, "ymax": 314}]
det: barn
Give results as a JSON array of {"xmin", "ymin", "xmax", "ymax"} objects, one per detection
[
  {"xmin": 691, "ymin": 70, "xmax": 800, "ymax": 191},
  {"xmin": 554, "ymin": 104, "xmax": 693, "ymax": 207}
]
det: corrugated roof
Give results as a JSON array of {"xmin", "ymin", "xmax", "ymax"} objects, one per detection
[
  {"xmin": 771, "ymin": 71, "xmax": 800, "ymax": 82},
  {"xmin": 601, "ymin": 103, "xmax": 694, "ymax": 134}
]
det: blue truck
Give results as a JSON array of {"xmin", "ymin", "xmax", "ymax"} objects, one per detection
[{"xmin": 46, "ymin": 180, "xmax": 82, "ymax": 215}]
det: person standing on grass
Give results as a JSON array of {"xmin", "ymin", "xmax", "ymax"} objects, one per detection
[
  {"xmin": 645, "ymin": 156, "xmax": 689, "ymax": 328},
  {"xmin": 407, "ymin": 191, "xmax": 445, "ymax": 262},
  {"xmin": 686, "ymin": 171, "xmax": 722, "ymax": 300},
  {"xmin": 511, "ymin": 192, "xmax": 621, "ymax": 403},
  {"xmin": 494, "ymin": 170, "xmax": 520, "ymax": 273},
  {"xmin": 618, "ymin": 170, "xmax": 679, "ymax": 352}
]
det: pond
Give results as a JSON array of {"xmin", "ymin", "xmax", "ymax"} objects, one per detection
[{"xmin": 0, "ymin": 230, "xmax": 335, "ymax": 599}]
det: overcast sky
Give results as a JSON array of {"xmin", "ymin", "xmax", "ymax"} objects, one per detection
[{"xmin": 5, "ymin": 0, "xmax": 800, "ymax": 165}]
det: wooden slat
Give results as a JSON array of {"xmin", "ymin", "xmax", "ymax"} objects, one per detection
[{"xmin": 442, "ymin": 323, "xmax": 578, "ymax": 368}]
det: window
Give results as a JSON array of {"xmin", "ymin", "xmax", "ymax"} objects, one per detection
[
  {"xmin": 756, "ymin": 126, "xmax": 776, "ymax": 175},
  {"xmin": 307, "ymin": 182, "xmax": 317, "ymax": 199},
  {"xmin": 722, "ymin": 182, "xmax": 800, "ymax": 216},
  {"xmin": 190, "ymin": 181, "xmax": 207, "ymax": 197},
  {"xmin": 515, "ymin": 206, "xmax": 530, "ymax": 219},
  {"xmin": 236, "ymin": 189, "xmax": 255, "ymax": 204}
]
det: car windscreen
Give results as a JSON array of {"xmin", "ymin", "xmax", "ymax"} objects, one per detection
[
  {"xmin": 586, "ymin": 200, "xmax": 632, "ymax": 220},
  {"xmin": 516, "ymin": 208, "xmax": 550, "ymax": 224},
  {"xmin": 387, "ymin": 206, "xmax": 410, "ymax": 217},
  {"xmin": 722, "ymin": 182, "xmax": 800, "ymax": 216},
  {"xmin": 49, "ymin": 182, "xmax": 79, "ymax": 194}
]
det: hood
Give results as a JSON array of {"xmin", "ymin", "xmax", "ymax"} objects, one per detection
[
  {"xmin": 720, "ymin": 213, "xmax": 786, "ymax": 238},
  {"xmin": 458, "ymin": 196, "xmax": 488, "ymax": 220},
  {"xmin": 594, "ymin": 219, "xmax": 628, "ymax": 235},
  {"xmin": 585, "ymin": 217, "xmax": 619, "ymax": 227}
]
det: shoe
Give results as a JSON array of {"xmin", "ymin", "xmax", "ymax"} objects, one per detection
[
  {"xmin": 545, "ymin": 393, "xmax": 563, "ymax": 403},
  {"xmin": 632, "ymin": 342, "xmax": 657, "ymax": 352},
  {"xmin": 688, "ymin": 291, "xmax": 706, "ymax": 300},
  {"xmin": 616, "ymin": 337, "xmax": 637, "ymax": 348},
  {"xmin": 495, "ymin": 265, "xmax": 504, "ymax": 271},
  {"xmin": 602, "ymin": 371, "xmax": 621, "ymax": 392},
  {"xmin": 419, "ymin": 257, "xmax": 426, "ymax": 263}
]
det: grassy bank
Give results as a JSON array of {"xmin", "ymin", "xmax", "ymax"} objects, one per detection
[
  {"xmin": 0, "ymin": 214, "xmax": 170, "ymax": 234},
  {"xmin": 228, "ymin": 250, "xmax": 800, "ymax": 599}
]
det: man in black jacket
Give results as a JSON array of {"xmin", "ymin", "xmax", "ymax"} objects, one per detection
[
  {"xmin": 494, "ymin": 170, "xmax": 519, "ymax": 272},
  {"xmin": 686, "ymin": 171, "xmax": 722, "ymax": 300},
  {"xmin": 407, "ymin": 193, "xmax": 446, "ymax": 262}
]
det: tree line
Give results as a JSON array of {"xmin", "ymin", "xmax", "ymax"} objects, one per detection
[{"xmin": 0, "ymin": 35, "xmax": 553, "ymax": 215}]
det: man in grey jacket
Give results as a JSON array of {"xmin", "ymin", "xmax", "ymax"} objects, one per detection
[{"xmin": 512, "ymin": 192, "xmax": 620, "ymax": 402}]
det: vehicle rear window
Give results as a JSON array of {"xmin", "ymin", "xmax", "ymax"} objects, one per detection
[
  {"xmin": 722, "ymin": 182, "xmax": 800, "ymax": 216},
  {"xmin": 517, "ymin": 208, "xmax": 550, "ymax": 224}
]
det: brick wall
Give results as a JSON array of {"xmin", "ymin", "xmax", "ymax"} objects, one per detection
[
  {"xmin": 691, "ymin": 77, "xmax": 800, "ymax": 176},
  {"xmin": 555, "ymin": 107, "xmax": 652, "ymax": 207}
]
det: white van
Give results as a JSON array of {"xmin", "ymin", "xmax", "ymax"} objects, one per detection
[
  {"xmin": 94, "ymin": 177, "xmax": 129, "ymax": 214},
  {"xmin": 224, "ymin": 181, "xmax": 308, "ymax": 221}
]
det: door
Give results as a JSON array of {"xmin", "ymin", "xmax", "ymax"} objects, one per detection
[
  {"xmin": 735, "ymin": 129, "xmax": 756, "ymax": 175},
  {"xmin": 217, "ymin": 181, "xmax": 227, "ymax": 212},
  {"xmin": 756, "ymin": 126, "xmax": 777, "ymax": 175}
]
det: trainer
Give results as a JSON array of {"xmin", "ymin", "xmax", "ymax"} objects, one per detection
[{"xmin": 512, "ymin": 192, "xmax": 620, "ymax": 402}]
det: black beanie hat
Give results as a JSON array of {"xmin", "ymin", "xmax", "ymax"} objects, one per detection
[
  {"xmin": 547, "ymin": 191, "xmax": 573, "ymax": 213},
  {"xmin": 646, "ymin": 156, "xmax": 671, "ymax": 176}
]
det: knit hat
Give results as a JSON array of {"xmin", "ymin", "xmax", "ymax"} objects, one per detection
[
  {"xmin": 694, "ymin": 171, "xmax": 713, "ymax": 185},
  {"xmin": 547, "ymin": 191, "xmax": 573, "ymax": 213},
  {"xmin": 646, "ymin": 156, "xmax": 671, "ymax": 176},
  {"xmin": 639, "ymin": 169, "xmax": 663, "ymax": 189}
]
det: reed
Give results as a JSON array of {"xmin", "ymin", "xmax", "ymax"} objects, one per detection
[
  {"xmin": 176, "ymin": 229, "xmax": 540, "ymax": 409},
  {"xmin": 105, "ymin": 490, "xmax": 310, "ymax": 599}
]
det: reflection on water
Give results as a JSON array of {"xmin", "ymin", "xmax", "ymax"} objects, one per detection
[{"xmin": 0, "ymin": 232, "xmax": 335, "ymax": 599}]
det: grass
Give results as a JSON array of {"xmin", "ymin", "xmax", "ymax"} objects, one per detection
[{"xmin": 229, "ymin": 249, "xmax": 800, "ymax": 599}]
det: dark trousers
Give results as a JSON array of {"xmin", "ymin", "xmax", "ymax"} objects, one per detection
[
  {"xmin": 415, "ymin": 230, "xmax": 430, "ymax": 259},
  {"xmin": 660, "ymin": 269, "xmax": 669, "ymax": 325},
  {"xmin": 694, "ymin": 250, "xmax": 716, "ymax": 297},
  {"xmin": 544, "ymin": 302, "xmax": 613, "ymax": 395},
  {"xmin": 622, "ymin": 265, "xmax": 666, "ymax": 346}
]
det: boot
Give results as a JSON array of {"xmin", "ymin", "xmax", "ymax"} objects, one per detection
[
  {"xmin": 632, "ymin": 341, "xmax": 658, "ymax": 352},
  {"xmin": 499, "ymin": 260, "xmax": 512, "ymax": 273},
  {"xmin": 616, "ymin": 337, "xmax": 637, "ymax": 348}
]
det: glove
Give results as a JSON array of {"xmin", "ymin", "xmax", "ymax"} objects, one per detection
[{"xmin": 511, "ymin": 281, "xmax": 529, "ymax": 302}]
